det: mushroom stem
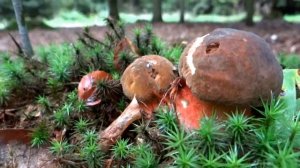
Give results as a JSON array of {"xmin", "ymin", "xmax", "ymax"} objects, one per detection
[
  {"xmin": 174, "ymin": 80, "xmax": 252, "ymax": 129},
  {"xmin": 99, "ymin": 97, "xmax": 142, "ymax": 151}
]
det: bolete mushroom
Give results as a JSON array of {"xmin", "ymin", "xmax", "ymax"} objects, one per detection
[
  {"xmin": 121, "ymin": 55, "xmax": 177, "ymax": 115},
  {"xmin": 176, "ymin": 28, "xmax": 283, "ymax": 129},
  {"xmin": 99, "ymin": 55, "xmax": 176, "ymax": 151},
  {"xmin": 78, "ymin": 70, "xmax": 112, "ymax": 106}
]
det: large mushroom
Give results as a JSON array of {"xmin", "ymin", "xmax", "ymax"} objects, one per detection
[
  {"xmin": 175, "ymin": 28, "xmax": 283, "ymax": 129},
  {"xmin": 100, "ymin": 55, "xmax": 176, "ymax": 151}
]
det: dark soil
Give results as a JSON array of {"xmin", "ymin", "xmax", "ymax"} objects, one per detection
[{"xmin": 0, "ymin": 20, "xmax": 299, "ymax": 55}]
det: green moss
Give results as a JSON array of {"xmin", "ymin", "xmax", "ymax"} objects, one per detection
[{"xmin": 278, "ymin": 53, "xmax": 300, "ymax": 69}]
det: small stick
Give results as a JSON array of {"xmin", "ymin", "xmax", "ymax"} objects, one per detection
[{"xmin": 99, "ymin": 97, "xmax": 142, "ymax": 151}]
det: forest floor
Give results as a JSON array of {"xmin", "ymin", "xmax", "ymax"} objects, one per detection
[
  {"xmin": 0, "ymin": 20, "xmax": 300, "ymax": 168},
  {"xmin": 0, "ymin": 20, "xmax": 299, "ymax": 55}
]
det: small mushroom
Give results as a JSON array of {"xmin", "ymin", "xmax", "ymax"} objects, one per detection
[
  {"xmin": 99, "ymin": 55, "xmax": 176, "ymax": 151},
  {"xmin": 176, "ymin": 28, "xmax": 283, "ymax": 129},
  {"xmin": 121, "ymin": 55, "xmax": 177, "ymax": 116},
  {"xmin": 78, "ymin": 70, "xmax": 112, "ymax": 106}
]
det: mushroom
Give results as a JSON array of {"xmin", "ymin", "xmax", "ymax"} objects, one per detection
[
  {"xmin": 78, "ymin": 70, "xmax": 112, "ymax": 106},
  {"xmin": 175, "ymin": 28, "xmax": 283, "ymax": 129},
  {"xmin": 121, "ymin": 55, "xmax": 177, "ymax": 116},
  {"xmin": 99, "ymin": 55, "xmax": 176, "ymax": 151}
]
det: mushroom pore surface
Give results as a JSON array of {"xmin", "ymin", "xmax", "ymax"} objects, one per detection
[
  {"xmin": 121, "ymin": 55, "xmax": 176, "ymax": 103},
  {"xmin": 179, "ymin": 28, "xmax": 283, "ymax": 106}
]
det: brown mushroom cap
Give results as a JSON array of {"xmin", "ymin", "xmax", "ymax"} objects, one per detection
[
  {"xmin": 179, "ymin": 28, "xmax": 283, "ymax": 106},
  {"xmin": 121, "ymin": 55, "xmax": 176, "ymax": 104}
]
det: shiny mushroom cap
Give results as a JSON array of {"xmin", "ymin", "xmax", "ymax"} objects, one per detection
[
  {"xmin": 179, "ymin": 28, "xmax": 283, "ymax": 106},
  {"xmin": 121, "ymin": 55, "xmax": 177, "ymax": 104},
  {"xmin": 78, "ymin": 70, "xmax": 112, "ymax": 105}
]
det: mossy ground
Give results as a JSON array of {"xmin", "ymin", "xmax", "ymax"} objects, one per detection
[{"xmin": 0, "ymin": 19, "xmax": 300, "ymax": 167}]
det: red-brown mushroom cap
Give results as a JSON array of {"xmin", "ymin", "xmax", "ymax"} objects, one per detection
[
  {"xmin": 179, "ymin": 28, "xmax": 283, "ymax": 106},
  {"xmin": 121, "ymin": 55, "xmax": 177, "ymax": 113},
  {"xmin": 78, "ymin": 70, "xmax": 112, "ymax": 105}
]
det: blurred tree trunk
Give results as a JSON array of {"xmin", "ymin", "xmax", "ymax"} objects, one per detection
[
  {"xmin": 179, "ymin": 0, "xmax": 185, "ymax": 23},
  {"xmin": 244, "ymin": 0, "xmax": 254, "ymax": 26},
  {"xmin": 109, "ymin": 0, "xmax": 120, "ymax": 20},
  {"xmin": 152, "ymin": 0, "xmax": 162, "ymax": 22},
  {"xmin": 11, "ymin": 0, "xmax": 34, "ymax": 57},
  {"xmin": 131, "ymin": 0, "xmax": 141, "ymax": 12}
]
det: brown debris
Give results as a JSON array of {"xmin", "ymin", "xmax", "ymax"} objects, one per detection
[{"xmin": 113, "ymin": 37, "xmax": 140, "ymax": 71}]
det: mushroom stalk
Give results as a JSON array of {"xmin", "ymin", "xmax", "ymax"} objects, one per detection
[{"xmin": 99, "ymin": 97, "xmax": 142, "ymax": 151}]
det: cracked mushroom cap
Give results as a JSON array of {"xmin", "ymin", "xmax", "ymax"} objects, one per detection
[
  {"xmin": 179, "ymin": 28, "xmax": 283, "ymax": 106},
  {"xmin": 121, "ymin": 55, "xmax": 176, "ymax": 104}
]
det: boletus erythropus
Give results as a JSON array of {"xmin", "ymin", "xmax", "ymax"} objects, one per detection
[{"xmin": 175, "ymin": 28, "xmax": 283, "ymax": 129}]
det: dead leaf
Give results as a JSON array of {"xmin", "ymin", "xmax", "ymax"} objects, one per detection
[{"xmin": 113, "ymin": 37, "xmax": 140, "ymax": 71}]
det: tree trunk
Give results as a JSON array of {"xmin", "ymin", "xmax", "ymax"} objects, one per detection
[
  {"xmin": 11, "ymin": 0, "xmax": 34, "ymax": 57},
  {"xmin": 179, "ymin": 0, "xmax": 185, "ymax": 23},
  {"xmin": 131, "ymin": 0, "xmax": 141, "ymax": 13},
  {"xmin": 244, "ymin": 0, "xmax": 255, "ymax": 26},
  {"xmin": 152, "ymin": 0, "xmax": 162, "ymax": 22},
  {"xmin": 109, "ymin": 0, "xmax": 120, "ymax": 20}
]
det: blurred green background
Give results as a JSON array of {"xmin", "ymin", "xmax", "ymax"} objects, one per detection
[{"xmin": 0, "ymin": 0, "xmax": 299, "ymax": 29}]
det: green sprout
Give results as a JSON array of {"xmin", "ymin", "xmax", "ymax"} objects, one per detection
[
  {"xmin": 172, "ymin": 148, "xmax": 199, "ymax": 168},
  {"xmin": 257, "ymin": 97, "xmax": 285, "ymax": 128},
  {"xmin": 81, "ymin": 142, "xmax": 103, "ymax": 168},
  {"xmin": 53, "ymin": 109, "xmax": 69, "ymax": 127},
  {"xmin": 50, "ymin": 139, "xmax": 73, "ymax": 157},
  {"xmin": 74, "ymin": 99, "xmax": 87, "ymax": 113},
  {"xmin": 0, "ymin": 57, "xmax": 28, "ymax": 86},
  {"xmin": 117, "ymin": 97, "xmax": 127, "ymax": 112},
  {"xmin": 75, "ymin": 118, "xmax": 91, "ymax": 134},
  {"xmin": 155, "ymin": 107, "xmax": 177, "ymax": 132},
  {"xmin": 31, "ymin": 122, "xmax": 50, "ymax": 148},
  {"xmin": 133, "ymin": 28, "xmax": 142, "ymax": 49},
  {"xmin": 225, "ymin": 111, "xmax": 254, "ymax": 144},
  {"xmin": 83, "ymin": 129, "xmax": 98, "ymax": 144},
  {"xmin": 36, "ymin": 95, "xmax": 51, "ymax": 113},
  {"xmin": 199, "ymin": 150, "xmax": 223, "ymax": 168},
  {"xmin": 47, "ymin": 77, "xmax": 64, "ymax": 91},
  {"xmin": 196, "ymin": 115, "xmax": 226, "ymax": 153},
  {"xmin": 265, "ymin": 142, "xmax": 300, "ymax": 167},
  {"xmin": 112, "ymin": 139, "xmax": 131, "ymax": 160},
  {"xmin": 0, "ymin": 85, "xmax": 10, "ymax": 106},
  {"xmin": 66, "ymin": 90, "xmax": 78, "ymax": 104},
  {"xmin": 48, "ymin": 44, "xmax": 75, "ymax": 82},
  {"xmin": 132, "ymin": 143, "xmax": 158, "ymax": 168},
  {"xmin": 111, "ymin": 71, "xmax": 121, "ymax": 80},
  {"xmin": 164, "ymin": 45, "xmax": 183, "ymax": 64},
  {"xmin": 163, "ymin": 125, "xmax": 194, "ymax": 154},
  {"xmin": 61, "ymin": 102, "xmax": 73, "ymax": 116},
  {"xmin": 151, "ymin": 36, "xmax": 165, "ymax": 55},
  {"xmin": 223, "ymin": 145, "xmax": 252, "ymax": 168}
]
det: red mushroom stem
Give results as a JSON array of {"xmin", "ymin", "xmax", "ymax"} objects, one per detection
[{"xmin": 172, "ymin": 78, "xmax": 251, "ymax": 129}]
